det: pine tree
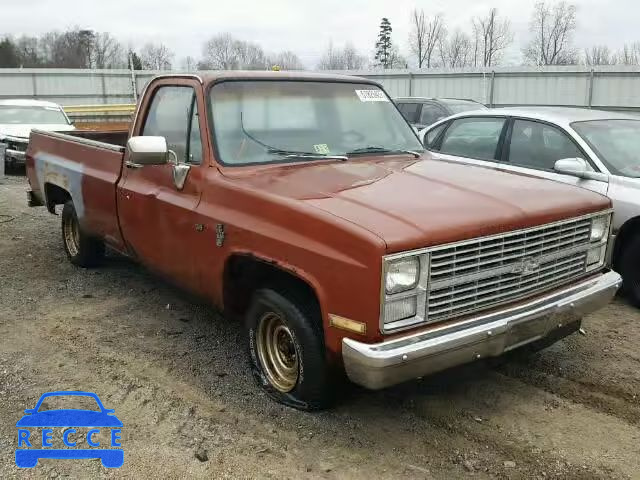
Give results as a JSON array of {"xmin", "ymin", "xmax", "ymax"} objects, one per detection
[
  {"xmin": 128, "ymin": 50, "xmax": 143, "ymax": 70},
  {"xmin": 375, "ymin": 18, "xmax": 393, "ymax": 68},
  {"xmin": 0, "ymin": 38, "xmax": 21, "ymax": 67}
]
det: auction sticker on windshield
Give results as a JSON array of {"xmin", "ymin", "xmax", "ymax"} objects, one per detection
[
  {"xmin": 355, "ymin": 90, "xmax": 388, "ymax": 102},
  {"xmin": 313, "ymin": 144, "xmax": 330, "ymax": 154}
]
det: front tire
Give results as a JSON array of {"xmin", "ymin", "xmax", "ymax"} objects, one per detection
[
  {"xmin": 61, "ymin": 200, "xmax": 104, "ymax": 267},
  {"xmin": 246, "ymin": 289, "xmax": 332, "ymax": 410},
  {"xmin": 619, "ymin": 235, "xmax": 640, "ymax": 307}
]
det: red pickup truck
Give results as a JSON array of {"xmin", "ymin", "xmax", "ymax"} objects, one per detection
[{"xmin": 26, "ymin": 72, "xmax": 621, "ymax": 410}]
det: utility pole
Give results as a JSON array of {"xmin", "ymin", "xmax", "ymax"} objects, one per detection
[{"xmin": 129, "ymin": 51, "xmax": 138, "ymax": 103}]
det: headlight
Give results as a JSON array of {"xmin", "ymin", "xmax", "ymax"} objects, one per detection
[
  {"xmin": 590, "ymin": 216, "xmax": 609, "ymax": 242},
  {"xmin": 385, "ymin": 257, "xmax": 420, "ymax": 294},
  {"xmin": 382, "ymin": 255, "xmax": 428, "ymax": 329}
]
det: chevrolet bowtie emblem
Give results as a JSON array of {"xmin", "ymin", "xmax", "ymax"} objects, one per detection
[{"xmin": 511, "ymin": 257, "xmax": 541, "ymax": 275}]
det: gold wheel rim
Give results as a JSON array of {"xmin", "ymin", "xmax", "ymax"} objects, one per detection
[
  {"xmin": 63, "ymin": 213, "xmax": 80, "ymax": 257},
  {"xmin": 256, "ymin": 312, "xmax": 299, "ymax": 393}
]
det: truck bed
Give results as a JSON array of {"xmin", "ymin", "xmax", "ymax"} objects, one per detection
[
  {"xmin": 66, "ymin": 129, "xmax": 129, "ymax": 147},
  {"xmin": 26, "ymin": 129, "xmax": 127, "ymax": 250}
]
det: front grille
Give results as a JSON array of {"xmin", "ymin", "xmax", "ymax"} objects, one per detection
[{"xmin": 425, "ymin": 216, "xmax": 593, "ymax": 323}]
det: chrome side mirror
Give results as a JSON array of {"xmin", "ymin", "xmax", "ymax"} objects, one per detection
[
  {"xmin": 125, "ymin": 136, "xmax": 169, "ymax": 168},
  {"xmin": 554, "ymin": 157, "xmax": 589, "ymax": 177}
]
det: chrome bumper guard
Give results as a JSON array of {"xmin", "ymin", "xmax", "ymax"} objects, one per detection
[{"xmin": 343, "ymin": 270, "xmax": 621, "ymax": 390}]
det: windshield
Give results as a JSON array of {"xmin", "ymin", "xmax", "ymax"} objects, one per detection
[
  {"xmin": 572, "ymin": 119, "xmax": 640, "ymax": 178},
  {"xmin": 209, "ymin": 81, "xmax": 424, "ymax": 165},
  {"xmin": 0, "ymin": 105, "xmax": 69, "ymax": 125},
  {"xmin": 439, "ymin": 99, "xmax": 487, "ymax": 114}
]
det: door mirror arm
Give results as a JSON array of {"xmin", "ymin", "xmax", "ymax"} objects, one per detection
[{"xmin": 172, "ymin": 163, "xmax": 191, "ymax": 190}]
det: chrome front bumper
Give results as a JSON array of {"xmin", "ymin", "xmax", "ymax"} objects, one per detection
[{"xmin": 343, "ymin": 270, "xmax": 621, "ymax": 390}]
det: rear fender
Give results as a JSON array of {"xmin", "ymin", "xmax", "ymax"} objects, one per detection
[{"xmin": 34, "ymin": 152, "xmax": 85, "ymax": 219}]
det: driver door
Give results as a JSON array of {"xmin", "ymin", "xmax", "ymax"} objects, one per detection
[{"xmin": 118, "ymin": 79, "xmax": 207, "ymax": 292}]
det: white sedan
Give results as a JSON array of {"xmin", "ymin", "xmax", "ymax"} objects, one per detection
[
  {"xmin": 419, "ymin": 107, "xmax": 640, "ymax": 306},
  {"xmin": 0, "ymin": 99, "xmax": 75, "ymax": 169}
]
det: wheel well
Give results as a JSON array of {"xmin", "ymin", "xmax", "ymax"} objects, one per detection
[
  {"xmin": 612, "ymin": 216, "xmax": 640, "ymax": 270},
  {"xmin": 223, "ymin": 255, "xmax": 321, "ymax": 322},
  {"xmin": 44, "ymin": 183, "xmax": 71, "ymax": 213}
]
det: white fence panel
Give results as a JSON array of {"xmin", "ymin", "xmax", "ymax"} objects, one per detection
[{"xmin": 1, "ymin": 66, "xmax": 640, "ymax": 113}]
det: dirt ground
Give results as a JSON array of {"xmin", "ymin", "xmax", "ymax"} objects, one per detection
[{"xmin": 1, "ymin": 173, "xmax": 639, "ymax": 479}]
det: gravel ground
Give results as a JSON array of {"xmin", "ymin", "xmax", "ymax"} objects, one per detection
[{"xmin": 1, "ymin": 173, "xmax": 640, "ymax": 479}]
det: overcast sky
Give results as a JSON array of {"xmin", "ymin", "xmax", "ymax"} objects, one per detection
[{"xmin": 3, "ymin": 0, "xmax": 639, "ymax": 67}]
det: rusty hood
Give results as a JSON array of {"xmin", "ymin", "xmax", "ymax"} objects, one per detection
[{"xmin": 224, "ymin": 156, "xmax": 611, "ymax": 253}]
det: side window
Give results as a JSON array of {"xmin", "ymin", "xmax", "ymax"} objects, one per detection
[
  {"xmin": 419, "ymin": 104, "xmax": 446, "ymax": 126},
  {"xmin": 425, "ymin": 122, "xmax": 447, "ymax": 149},
  {"xmin": 142, "ymin": 86, "xmax": 194, "ymax": 163},
  {"xmin": 439, "ymin": 117, "xmax": 506, "ymax": 160},
  {"xmin": 508, "ymin": 119, "xmax": 583, "ymax": 171},
  {"xmin": 397, "ymin": 102, "xmax": 421, "ymax": 123},
  {"xmin": 187, "ymin": 100, "xmax": 202, "ymax": 165}
]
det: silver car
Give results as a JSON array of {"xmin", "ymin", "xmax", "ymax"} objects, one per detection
[{"xmin": 420, "ymin": 107, "xmax": 640, "ymax": 306}]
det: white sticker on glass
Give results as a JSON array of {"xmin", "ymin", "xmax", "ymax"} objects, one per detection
[
  {"xmin": 313, "ymin": 144, "xmax": 330, "ymax": 154},
  {"xmin": 355, "ymin": 89, "xmax": 388, "ymax": 102}
]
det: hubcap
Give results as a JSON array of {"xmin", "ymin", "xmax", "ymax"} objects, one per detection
[
  {"xmin": 256, "ymin": 312, "xmax": 299, "ymax": 392},
  {"xmin": 63, "ymin": 213, "xmax": 80, "ymax": 257}
]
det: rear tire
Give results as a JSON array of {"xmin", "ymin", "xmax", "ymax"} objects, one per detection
[
  {"xmin": 619, "ymin": 235, "xmax": 640, "ymax": 307},
  {"xmin": 61, "ymin": 200, "xmax": 104, "ymax": 267},
  {"xmin": 245, "ymin": 288, "xmax": 332, "ymax": 410}
]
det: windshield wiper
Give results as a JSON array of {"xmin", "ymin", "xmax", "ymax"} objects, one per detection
[
  {"xmin": 346, "ymin": 146, "xmax": 422, "ymax": 158},
  {"xmin": 238, "ymin": 113, "xmax": 347, "ymax": 161},
  {"xmin": 268, "ymin": 149, "xmax": 348, "ymax": 161}
]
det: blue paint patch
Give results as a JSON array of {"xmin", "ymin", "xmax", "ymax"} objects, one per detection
[{"xmin": 34, "ymin": 152, "xmax": 85, "ymax": 219}]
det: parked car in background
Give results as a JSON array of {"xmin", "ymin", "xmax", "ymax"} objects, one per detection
[
  {"xmin": 0, "ymin": 99, "xmax": 75, "ymax": 170},
  {"xmin": 394, "ymin": 97, "xmax": 487, "ymax": 130},
  {"xmin": 25, "ymin": 73, "xmax": 620, "ymax": 409},
  {"xmin": 419, "ymin": 106, "xmax": 640, "ymax": 306}
]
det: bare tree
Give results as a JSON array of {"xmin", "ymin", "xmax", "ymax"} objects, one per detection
[
  {"xmin": 472, "ymin": 8, "xmax": 513, "ymax": 67},
  {"xmin": 523, "ymin": 1, "xmax": 578, "ymax": 65},
  {"xmin": 409, "ymin": 9, "xmax": 445, "ymax": 68},
  {"xmin": 140, "ymin": 42, "xmax": 174, "ymax": 70},
  {"xmin": 235, "ymin": 41, "xmax": 267, "ymax": 70},
  {"xmin": 387, "ymin": 45, "xmax": 408, "ymax": 69},
  {"xmin": 267, "ymin": 51, "xmax": 304, "ymax": 70},
  {"xmin": 198, "ymin": 33, "xmax": 267, "ymax": 70},
  {"xmin": 619, "ymin": 42, "xmax": 640, "ymax": 65},
  {"xmin": 439, "ymin": 30, "xmax": 473, "ymax": 68},
  {"xmin": 584, "ymin": 45, "xmax": 615, "ymax": 66},
  {"xmin": 180, "ymin": 56, "xmax": 197, "ymax": 71},
  {"xmin": 342, "ymin": 43, "xmax": 366, "ymax": 70},
  {"xmin": 318, "ymin": 42, "xmax": 342, "ymax": 70},
  {"xmin": 91, "ymin": 32, "xmax": 125, "ymax": 69},
  {"xmin": 14, "ymin": 36, "xmax": 42, "ymax": 67},
  {"xmin": 199, "ymin": 33, "xmax": 237, "ymax": 69},
  {"xmin": 8, "ymin": 29, "xmax": 125, "ymax": 69},
  {"xmin": 318, "ymin": 42, "xmax": 366, "ymax": 70},
  {"xmin": 35, "ymin": 29, "xmax": 96, "ymax": 68}
]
